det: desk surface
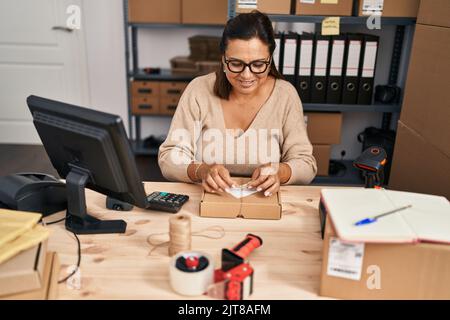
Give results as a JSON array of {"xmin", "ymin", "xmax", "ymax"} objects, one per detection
[{"xmin": 44, "ymin": 182, "xmax": 327, "ymax": 300}]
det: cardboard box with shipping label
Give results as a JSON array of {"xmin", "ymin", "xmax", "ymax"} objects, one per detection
[
  {"xmin": 320, "ymin": 216, "xmax": 450, "ymax": 299},
  {"xmin": 358, "ymin": 0, "xmax": 419, "ymax": 17},
  {"xmin": 200, "ymin": 178, "xmax": 281, "ymax": 220},
  {"xmin": 296, "ymin": 0, "xmax": 354, "ymax": 17}
]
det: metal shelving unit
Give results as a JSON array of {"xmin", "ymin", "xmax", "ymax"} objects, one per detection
[
  {"xmin": 124, "ymin": 0, "xmax": 416, "ymax": 185},
  {"xmin": 123, "ymin": 0, "xmax": 224, "ymax": 148}
]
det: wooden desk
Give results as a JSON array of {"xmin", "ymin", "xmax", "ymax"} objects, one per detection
[{"xmin": 44, "ymin": 182, "xmax": 326, "ymax": 299}]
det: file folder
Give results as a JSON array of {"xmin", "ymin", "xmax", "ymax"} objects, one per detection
[
  {"xmin": 282, "ymin": 32, "xmax": 299, "ymax": 87},
  {"xmin": 342, "ymin": 34, "xmax": 363, "ymax": 104},
  {"xmin": 357, "ymin": 34, "xmax": 379, "ymax": 105},
  {"xmin": 311, "ymin": 34, "xmax": 330, "ymax": 103},
  {"xmin": 326, "ymin": 35, "xmax": 346, "ymax": 104},
  {"xmin": 273, "ymin": 33, "xmax": 284, "ymax": 73},
  {"xmin": 297, "ymin": 33, "xmax": 314, "ymax": 103}
]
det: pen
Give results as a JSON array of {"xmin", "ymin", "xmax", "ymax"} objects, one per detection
[{"xmin": 354, "ymin": 204, "xmax": 413, "ymax": 226}]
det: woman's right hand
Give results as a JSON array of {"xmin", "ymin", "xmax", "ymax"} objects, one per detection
[{"xmin": 196, "ymin": 164, "xmax": 237, "ymax": 193}]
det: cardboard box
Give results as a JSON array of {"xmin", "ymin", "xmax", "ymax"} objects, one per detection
[
  {"xmin": 0, "ymin": 241, "xmax": 47, "ymax": 296},
  {"xmin": 358, "ymin": 0, "xmax": 419, "ymax": 17},
  {"xmin": 182, "ymin": 0, "xmax": 228, "ymax": 25},
  {"xmin": 200, "ymin": 178, "xmax": 281, "ymax": 220},
  {"xmin": 418, "ymin": 0, "xmax": 450, "ymax": 29},
  {"xmin": 236, "ymin": 0, "xmax": 292, "ymax": 14},
  {"xmin": 1, "ymin": 252, "xmax": 60, "ymax": 300},
  {"xmin": 295, "ymin": 0, "xmax": 354, "ymax": 16},
  {"xmin": 389, "ymin": 121, "xmax": 450, "ymax": 199},
  {"xmin": 128, "ymin": 0, "xmax": 181, "ymax": 23},
  {"xmin": 399, "ymin": 25, "xmax": 450, "ymax": 157},
  {"xmin": 235, "ymin": 0, "xmax": 292, "ymax": 14},
  {"xmin": 313, "ymin": 145, "xmax": 331, "ymax": 176},
  {"xmin": 304, "ymin": 112, "xmax": 343, "ymax": 145},
  {"xmin": 320, "ymin": 216, "xmax": 450, "ymax": 299}
]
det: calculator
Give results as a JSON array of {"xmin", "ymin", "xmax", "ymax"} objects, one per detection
[{"xmin": 146, "ymin": 191, "xmax": 189, "ymax": 213}]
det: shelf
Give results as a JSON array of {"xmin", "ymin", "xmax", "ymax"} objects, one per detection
[
  {"xmin": 131, "ymin": 140, "xmax": 159, "ymax": 156},
  {"xmin": 265, "ymin": 15, "xmax": 416, "ymax": 25},
  {"xmin": 128, "ymin": 22, "xmax": 225, "ymax": 29},
  {"xmin": 130, "ymin": 69, "xmax": 196, "ymax": 81},
  {"xmin": 312, "ymin": 160, "xmax": 365, "ymax": 186},
  {"xmin": 303, "ymin": 103, "xmax": 401, "ymax": 113}
]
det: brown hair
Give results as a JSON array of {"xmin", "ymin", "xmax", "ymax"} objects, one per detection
[{"xmin": 213, "ymin": 10, "xmax": 284, "ymax": 100}]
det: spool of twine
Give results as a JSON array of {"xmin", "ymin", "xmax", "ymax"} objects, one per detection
[
  {"xmin": 168, "ymin": 214, "xmax": 191, "ymax": 257},
  {"xmin": 146, "ymin": 214, "xmax": 225, "ymax": 256}
]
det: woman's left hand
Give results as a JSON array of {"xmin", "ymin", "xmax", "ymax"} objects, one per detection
[{"xmin": 247, "ymin": 163, "xmax": 281, "ymax": 197}]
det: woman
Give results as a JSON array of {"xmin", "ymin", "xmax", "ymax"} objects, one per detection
[{"xmin": 158, "ymin": 11, "xmax": 317, "ymax": 196}]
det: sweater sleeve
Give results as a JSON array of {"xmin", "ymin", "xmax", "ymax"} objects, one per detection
[
  {"xmin": 158, "ymin": 79, "xmax": 201, "ymax": 183},
  {"xmin": 281, "ymin": 85, "xmax": 317, "ymax": 185}
]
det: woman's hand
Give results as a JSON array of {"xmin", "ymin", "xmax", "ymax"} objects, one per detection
[
  {"xmin": 247, "ymin": 163, "xmax": 280, "ymax": 197},
  {"xmin": 196, "ymin": 164, "xmax": 237, "ymax": 193},
  {"xmin": 247, "ymin": 163, "xmax": 291, "ymax": 197}
]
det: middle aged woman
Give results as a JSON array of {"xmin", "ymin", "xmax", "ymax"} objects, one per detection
[{"xmin": 158, "ymin": 11, "xmax": 317, "ymax": 196}]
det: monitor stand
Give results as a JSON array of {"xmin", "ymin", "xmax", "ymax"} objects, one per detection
[{"xmin": 64, "ymin": 167, "xmax": 127, "ymax": 234}]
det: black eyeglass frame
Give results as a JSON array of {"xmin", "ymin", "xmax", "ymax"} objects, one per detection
[{"xmin": 223, "ymin": 56, "xmax": 272, "ymax": 74}]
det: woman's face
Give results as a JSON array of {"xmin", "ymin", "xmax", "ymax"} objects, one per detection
[{"xmin": 223, "ymin": 37, "xmax": 271, "ymax": 96}]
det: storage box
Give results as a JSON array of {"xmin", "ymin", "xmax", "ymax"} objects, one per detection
[
  {"xmin": 313, "ymin": 145, "xmax": 331, "ymax": 176},
  {"xmin": 295, "ymin": 0, "xmax": 354, "ymax": 17},
  {"xmin": 235, "ymin": 0, "xmax": 292, "ymax": 14},
  {"xmin": 304, "ymin": 112, "xmax": 343, "ymax": 145},
  {"xmin": 160, "ymin": 97, "xmax": 179, "ymax": 115},
  {"xmin": 418, "ymin": 0, "xmax": 450, "ymax": 29},
  {"xmin": 1, "ymin": 252, "xmax": 60, "ymax": 300},
  {"xmin": 128, "ymin": 0, "xmax": 181, "ymax": 23},
  {"xmin": 320, "ymin": 215, "xmax": 450, "ymax": 299},
  {"xmin": 358, "ymin": 0, "xmax": 419, "ymax": 17},
  {"xmin": 182, "ymin": 0, "xmax": 228, "ymax": 25},
  {"xmin": 0, "ymin": 241, "xmax": 47, "ymax": 296},
  {"xmin": 131, "ymin": 96, "xmax": 159, "ymax": 115},
  {"xmin": 389, "ymin": 121, "xmax": 450, "ymax": 200},
  {"xmin": 399, "ymin": 25, "xmax": 450, "ymax": 157},
  {"xmin": 160, "ymin": 81, "xmax": 189, "ymax": 97},
  {"xmin": 200, "ymin": 178, "xmax": 281, "ymax": 220},
  {"xmin": 131, "ymin": 81, "xmax": 160, "ymax": 97}
]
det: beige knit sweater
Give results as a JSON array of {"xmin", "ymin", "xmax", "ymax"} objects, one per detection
[{"xmin": 158, "ymin": 73, "xmax": 317, "ymax": 185}]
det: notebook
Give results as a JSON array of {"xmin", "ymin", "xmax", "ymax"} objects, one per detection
[{"xmin": 321, "ymin": 188, "xmax": 450, "ymax": 244}]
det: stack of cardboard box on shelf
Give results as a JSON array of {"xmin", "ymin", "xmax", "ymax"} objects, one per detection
[
  {"xmin": 235, "ymin": 0, "xmax": 419, "ymax": 17},
  {"xmin": 390, "ymin": 0, "xmax": 450, "ymax": 200},
  {"xmin": 0, "ymin": 210, "xmax": 59, "ymax": 300}
]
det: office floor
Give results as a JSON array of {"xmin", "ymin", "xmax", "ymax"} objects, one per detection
[{"xmin": 0, "ymin": 144, "xmax": 166, "ymax": 182}]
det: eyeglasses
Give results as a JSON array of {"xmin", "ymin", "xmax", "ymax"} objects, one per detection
[{"xmin": 224, "ymin": 56, "xmax": 272, "ymax": 74}]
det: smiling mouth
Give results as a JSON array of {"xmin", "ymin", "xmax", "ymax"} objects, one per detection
[{"xmin": 238, "ymin": 80, "xmax": 256, "ymax": 88}]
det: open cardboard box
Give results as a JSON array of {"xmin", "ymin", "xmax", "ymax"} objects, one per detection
[{"xmin": 200, "ymin": 177, "xmax": 281, "ymax": 220}]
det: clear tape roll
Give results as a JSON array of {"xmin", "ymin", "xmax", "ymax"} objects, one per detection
[{"xmin": 169, "ymin": 251, "xmax": 214, "ymax": 296}]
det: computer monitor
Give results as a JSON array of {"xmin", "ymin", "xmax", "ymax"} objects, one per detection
[{"xmin": 27, "ymin": 95, "xmax": 149, "ymax": 235}]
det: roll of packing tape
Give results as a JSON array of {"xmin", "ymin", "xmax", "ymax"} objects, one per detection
[{"xmin": 169, "ymin": 251, "xmax": 214, "ymax": 296}]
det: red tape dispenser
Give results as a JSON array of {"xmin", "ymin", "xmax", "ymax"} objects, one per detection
[{"xmin": 207, "ymin": 234, "xmax": 263, "ymax": 300}]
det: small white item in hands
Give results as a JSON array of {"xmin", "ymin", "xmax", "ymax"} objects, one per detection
[{"xmin": 226, "ymin": 184, "xmax": 259, "ymax": 199}]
